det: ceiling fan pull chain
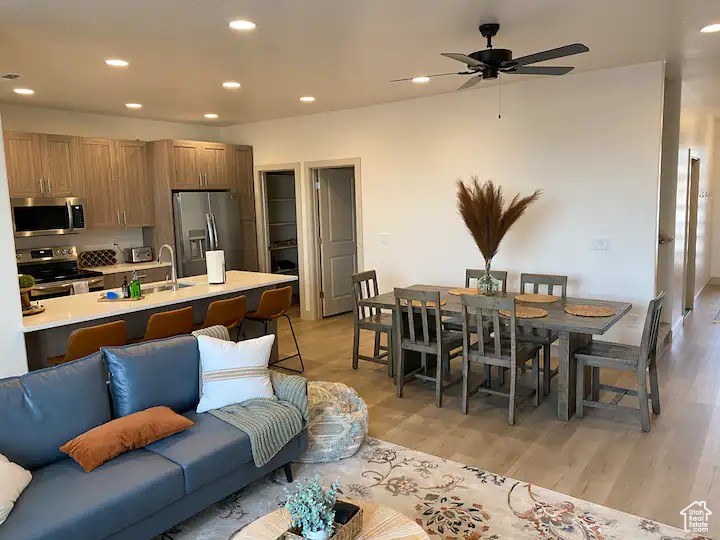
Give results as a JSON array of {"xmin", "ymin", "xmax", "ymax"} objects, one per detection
[{"xmin": 498, "ymin": 76, "xmax": 502, "ymax": 119}]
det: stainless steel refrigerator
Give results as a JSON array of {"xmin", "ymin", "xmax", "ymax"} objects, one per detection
[{"xmin": 173, "ymin": 192, "xmax": 243, "ymax": 278}]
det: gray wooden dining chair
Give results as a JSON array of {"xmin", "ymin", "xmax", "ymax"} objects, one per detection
[
  {"xmin": 575, "ymin": 291, "xmax": 665, "ymax": 432},
  {"xmin": 465, "ymin": 268, "xmax": 508, "ymax": 293},
  {"xmin": 352, "ymin": 270, "xmax": 393, "ymax": 376},
  {"xmin": 517, "ymin": 273, "xmax": 568, "ymax": 395},
  {"xmin": 461, "ymin": 294, "xmax": 542, "ymax": 425},
  {"xmin": 394, "ymin": 288, "xmax": 463, "ymax": 407}
]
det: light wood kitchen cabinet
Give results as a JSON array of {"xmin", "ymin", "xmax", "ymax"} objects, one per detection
[
  {"xmin": 81, "ymin": 138, "xmax": 118, "ymax": 229},
  {"xmin": 41, "ymin": 135, "xmax": 77, "ymax": 196},
  {"xmin": 113, "ymin": 140, "xmax": 153, "ymax": 227},
  {"xmin": 3, "ymin": 131, "xmax": 80, "ymax": 198},
  {"xmin": 80, "ymin": 138, "xmax": 154, "ymax": 229},
  {"xmin": 169, "ymin": 140, "xmax": 233, "ymax": 190}
]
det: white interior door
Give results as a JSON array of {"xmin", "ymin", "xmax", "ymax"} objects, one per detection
[{"xmin": 317, "ymin": 167, "xmax": 357, "ymax": 317}]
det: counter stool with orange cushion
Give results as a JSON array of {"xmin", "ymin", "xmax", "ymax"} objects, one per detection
[
  {"xmin": 194, "ymin": 296, "xmax": 246, "ymax": 340},
  {"xmin": 142, "ymin": 306, "xmax": 194, "ymax": 342},
  {"xmin": 48, "ymin": 320, "xmax": 127, "ymax": 366},
  {"xmin": 244, "ymin": 286, "xmax": 304, "ymax": 373}
]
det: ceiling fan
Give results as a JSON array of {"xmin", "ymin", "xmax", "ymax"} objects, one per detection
[{"xmin": 391, "ymin": 23, "xmax": 589, "ymax": 90}]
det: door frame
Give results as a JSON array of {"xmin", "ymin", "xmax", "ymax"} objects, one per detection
[
  {"xmin": 305, "ymin": 158, "xmax": 363, "ymax": 320},
  {"xmin": 682, "ymin": 153, "xmax": 701, "ymax": 313},
  {"xmin": 254, "ymin": 162, "xmax": 304, "ymax": 303}
]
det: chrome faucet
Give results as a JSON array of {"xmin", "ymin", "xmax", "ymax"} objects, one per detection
[{"xmin": 157, "ymin": 244, "xmax": 178, "ymax": 290}]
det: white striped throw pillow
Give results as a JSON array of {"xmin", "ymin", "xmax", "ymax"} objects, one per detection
[{"xmin": 196, "ymin": 334, "xmax": 276, "ymax": 414}]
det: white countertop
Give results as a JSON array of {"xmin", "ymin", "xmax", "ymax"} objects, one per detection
[
  {"xmin": 84, "ymin": 261, "xmax": 172, "ymax": 274},
  {"xmin": 22, "ymin": 271, "xmax": 297, "ymax": 333}
]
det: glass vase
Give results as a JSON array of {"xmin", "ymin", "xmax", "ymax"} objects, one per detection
[{"xmin": 477, "ymin": 259, "xmax": 501, "ymax": 296}]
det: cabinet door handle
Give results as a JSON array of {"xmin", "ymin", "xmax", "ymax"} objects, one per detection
[
  {"xmin": 199, "ymin": 173, "xmax": 202, "ymax": 186},
  {"xmin": 39, "ymin": 178, "xmax": 44, "ymax": 195},
  {"xmin": 117, "ymin": 210, "xmax": 121, "ymax": 225},
  {"xmin": 204, "ymin": 172, "xmax": 208, "ymax": 187},
  {"xmin": 47, "ymin": 178, "xmax": 51, "ymax": 194},
  {"xmin": 123, "ymin": 210, "xmax": 127, "ymax": 225}
]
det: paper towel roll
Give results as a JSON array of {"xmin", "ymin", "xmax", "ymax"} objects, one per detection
[{"xmin": 206, "ymin": 250, "xmax": 226, "ymax": 284}]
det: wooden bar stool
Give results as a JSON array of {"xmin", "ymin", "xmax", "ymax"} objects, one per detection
[
  {"xmin": 143, "ymin": 306, "xmax": 194, "ymax": 342},
  {"xmin": 244, "ymin": 286, "xmax": 303, "ymax": 373},
  {"xmin": 48, "ymin": 320, "xmax": 127, "ymax": 365},
  {"xmin": 351, "ymin": 270, "xmax": 393, "ymax": 376},
  {"xmin": 195, "ymin": 296, "xmax": 247, "ymax": 339}
]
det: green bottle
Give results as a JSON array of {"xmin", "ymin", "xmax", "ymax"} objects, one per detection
[{"xmin": 130, "ymin": 270, "xmax": 142, "ymax": 299}]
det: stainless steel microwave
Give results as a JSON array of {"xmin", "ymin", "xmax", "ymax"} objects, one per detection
[{"xmin": 11, "ymin": 197, "xmax": 86, "ymax": 237}]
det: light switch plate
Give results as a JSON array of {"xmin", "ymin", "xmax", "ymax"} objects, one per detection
[
  {"xmin": 379, "ymin": 233, "xmax": 390, "ymax": 245},
  {"xmin": 591, "ymin": 237, "xmax": 611, "ymax": 251}
]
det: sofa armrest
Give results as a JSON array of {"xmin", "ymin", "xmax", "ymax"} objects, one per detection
[{"xmin": 270, "ymin": 372, "xmax": 308, "ymax": 421}]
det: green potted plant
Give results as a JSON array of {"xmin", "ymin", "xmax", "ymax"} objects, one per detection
[
  {"xmin": 18, "ymin": 274, "xmax": 35, "ymax": 311},
  {"xmin": 285, "ymin": 477, "xmax": 340, "ymax": 540}
]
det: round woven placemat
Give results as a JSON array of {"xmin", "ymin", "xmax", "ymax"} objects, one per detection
[
  {"xmin": 408, "ymin": 299, "xmax": 447, "ymax": 308},
  {"xmin": 447, "ymin": 288, "xmax": 480, "ymax": 296},
  {"xmin": 564, "ymin": 305, "xmax": 616, "ymax": 317},
  {"xmin": 499, "ymin": 307, "xmax": 548, "ymax": 319},
  {"xmin": 516, "ymin": 293, "xmax": 560, "ymax": 303}
]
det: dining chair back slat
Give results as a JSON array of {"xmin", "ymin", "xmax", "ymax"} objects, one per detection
[
  {"xmin": 461, "ymin": 294, "xmax": 517, "ymax": 361},
  {"xmin": 520, "ymin": 273, "xmax": 568, "ymax": 297},
  {"xmin": 393, "ymin": 288, "xmax": 442, "ymax": 352},
  {"xmin": 352, "ymin": 270, "xmax": 380, "ymax": 319},
  {"xmin": 639, "ymin": 291, "xmax": 665, "ymax": 371},
  {"xmin": 465, "ymin": 269, "xmax": 508, "ymax": 293}
]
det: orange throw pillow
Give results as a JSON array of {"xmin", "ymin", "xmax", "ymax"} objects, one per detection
[{"xmin": 60, "ymin": 406, "xmax": 193, "ymax": 472}]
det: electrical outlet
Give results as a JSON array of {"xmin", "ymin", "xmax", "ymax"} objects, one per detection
[
  {"xmin": 591, "ymin": 237, "xmax": 611, "ymax": 251},
  {"xmin": 626, "ymin": 314, "xmax": 640, "ymax": 328}
]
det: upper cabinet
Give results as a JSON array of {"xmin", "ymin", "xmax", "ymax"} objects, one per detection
[
  {"xmin": 79, "ymin": 138, "xmax": 154, "ymax": 229},
  {"xmin": 170, "ymin": 140, "xmax": 234, "ymax": 190},
  {"xmin": 3, "ymin": 132, "xmax": 79, "ymax": 198}
]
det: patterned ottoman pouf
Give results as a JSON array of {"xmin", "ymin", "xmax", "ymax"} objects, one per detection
[{"xmin": 295, "ymin": 381, "xmax": 368, "ymax": 463}]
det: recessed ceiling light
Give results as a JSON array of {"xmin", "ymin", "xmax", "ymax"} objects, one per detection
[
  {"xmin": 105, "ymin": 58, "xmax": 129, "ymax": 67},
  {"xmin": 299, "ymin": 96, "xmax": 315, "ymax": 102},
  {"xmin": 204, "ymin": 113, "xmax": 219, "ymax": 119},
  {"xmin": 222, "ymin": 81, "xmax": 241, "ymax": 89},
  {"xmin": 229, "ymin": 20, "xmax": 256, "ymax": 31},
  {"xmin": 412, "ymin": 76, "xmax": 430, "ymax": 84},
  {"xmin": 13, "ymin": 88, "xmax": 34, "ymax": 95},
  {"xmin": 125, "ymin": 103, "xmax": 142, "ymax": 109},
  {"xmin": 700, "ymin": 23, "xmax": 720, "ymax": 33}
]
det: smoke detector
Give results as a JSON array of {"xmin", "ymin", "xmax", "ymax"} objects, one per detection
[{"xmin": 1, "ymin": 73, "xmax": 21, "ymax": 80}]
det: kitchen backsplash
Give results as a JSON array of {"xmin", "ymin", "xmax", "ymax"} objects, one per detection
[{"xmin": 14, "ymin": 228, "xmax": 145, "ymax": 263}]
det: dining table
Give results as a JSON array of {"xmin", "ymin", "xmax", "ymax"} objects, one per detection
[{"xmin": 361, "ymin": 284, "xmax": 632, "ymax": 421}]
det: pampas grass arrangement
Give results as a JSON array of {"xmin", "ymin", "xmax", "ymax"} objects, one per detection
[{"xmin": 457, "ymin": 177, "xmax": 541, "ymax": 294}]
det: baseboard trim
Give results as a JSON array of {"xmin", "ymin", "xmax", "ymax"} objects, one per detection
[{"xmin": 709, "ymin": 277, "xmax": 720, "ymax": 286}]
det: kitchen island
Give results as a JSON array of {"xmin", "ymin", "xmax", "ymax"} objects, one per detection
[{"xmin": 23, "ymin": 270, "xmax": 297, "ymax": 370}]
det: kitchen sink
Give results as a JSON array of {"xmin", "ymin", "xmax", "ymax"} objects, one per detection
[{"xmin": 144, "ymin": 282, "xmax": 195, "ymax": 294}]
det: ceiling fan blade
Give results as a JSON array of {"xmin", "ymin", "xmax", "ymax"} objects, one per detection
[
  {"xmin": 507, "ymin": 43, "xmax": 589, "ymax": 67},
  {"xmin": 390, "ymin": 72, "xmax": 465, "ymax": 83},
  {"xmin": 502, "ymin": 66, "xmax": 574, "ymax": 76},
  {"xmin": 442, "ymin": 52, "xmax": 486, "ymax": 68},
  {"xmin": 457, "ymin": 75, "xmax": 482, "ymax": 91}
]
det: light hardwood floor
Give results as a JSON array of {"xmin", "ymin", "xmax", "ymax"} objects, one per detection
[{"xmin": 272, "ymin": 286, "xmax": 720, "ymax": 534}]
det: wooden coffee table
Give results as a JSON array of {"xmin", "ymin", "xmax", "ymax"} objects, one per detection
[{"xmin": 232, "ymin": 498, "xmax": 429, "ymax": 539}]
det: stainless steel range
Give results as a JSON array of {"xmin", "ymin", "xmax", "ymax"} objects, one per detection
[{"xmin": 16, "ymin": 246, "xmax": 104, "ymax": 299}]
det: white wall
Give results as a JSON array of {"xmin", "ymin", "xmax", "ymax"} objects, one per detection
[
  {"xmin": 220, "ymin": 62, "xmax": 666, "ymax": 344},
  {"xmin": 0, "ymin": 115, "xmax": 29, "ymax": 377},
  {"xmin": 0, "ymin": 104, "xmax": 217, "ymax": 141}
]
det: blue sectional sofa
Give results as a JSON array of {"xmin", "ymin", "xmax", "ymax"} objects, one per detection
[{"xmin": 0, "ymin": 335, "xmax": 308, "ymax": 540}]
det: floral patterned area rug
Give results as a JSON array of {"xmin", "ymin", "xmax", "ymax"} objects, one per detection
[{"xmin": 160, "ymin": 438, "xmax": 711, "ymax": 540}]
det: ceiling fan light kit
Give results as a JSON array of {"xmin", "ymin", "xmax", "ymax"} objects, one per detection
[{"xmin": 391, "ymin": 23, "xmax": 589, "ymax": 91}]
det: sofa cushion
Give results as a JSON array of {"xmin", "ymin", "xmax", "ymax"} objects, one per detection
[
  {"xmin": 0, "ymin": 450, "xmax": 184, "ymax": 540},
  {"xmin": 104, "ymin": 335, "xmax": 200, "ymax": 417},
  {"xmin": 0, "ymin": 352, "xmax": 111, "ymax": 470},
  {"xmin": 61, "ymin": 406, "xmax": 195, "ymax": 472},
  {"xmin": 145, "ymin": 410, "xmax": 252, "ymax": 494}
]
